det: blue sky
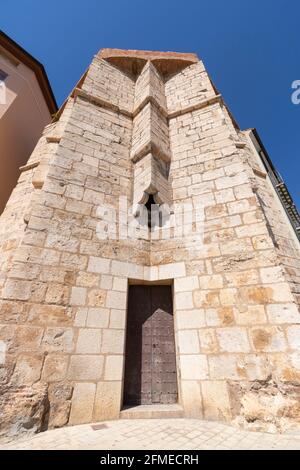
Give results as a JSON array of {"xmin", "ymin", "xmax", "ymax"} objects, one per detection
[{"xmin": 1, "ymin": 0, "xmax": 299, "ymax": 206}]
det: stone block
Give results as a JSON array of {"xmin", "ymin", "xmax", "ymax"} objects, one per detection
[
  {"xmin": 209, "ymin": 355, "xmax": 240, "ymax": 380},
  {"xmin": 240, "ymin": 284, "xmax": 294, "ymax": 304},
  {"xmin": 88, "ymin": 257, "xmax": 111, "ymax": 274},
  {"xmin": 0, "ymin": 383, "xmax": 48, "ymax": 440},
  {"xmin": 70, "ymin": 287, "xmax": 87, "ymax": 306},
  {"xmin": 111, "ymin": 260, "xmax": 143, "ymax": 278},
  {"xmin": 12, "ymin": 354, "xmax": 43, "ymax": 385},
  {"xmin": 42, "ymin": 354, "xmax": 68, "ymax": 381},
  {"xmin": 68, "ymin": 355, "xmax": 104, "ymax": 381},
  {"xmin": 101, "ymin": 329, "xmax": 125, "ymax": 354},
  {"xmin": 109, "ymin": 309, "xmax": 126, "ymax": 329},
  {"xmin": 69, "ymin": 383, "xmax": 96, "ymax": 425},
  {"xmin": 181, "ymin": 380, "xmax": 203, "ymax": 418},
  {"xmin": 76, "ymin": 329, "xmax": 102, "ymax": 354},
  {"xmin": 260, "ymin": 267, "xmax": 285, "ymax": 284},
  {"xmin": 250, "ymin": 327, "xmax": 287, "ymax": 352},
  {"xmin": 193, "ymin": 290, "xmax": 220, "ymax": 308},
  {"xmin": 159, "ymin": 262, "xmax": 186, "ymax": 279},
  {"xmin": 224, "ymin": 270, "xmax": 259, "ymax": 287},
  {"xmin": 198, "ymin": 329, "xmax": 218, "ymax": 354},
  {"xmin": 100, "ymin": 275, "xmax": 113, "ymax": 290},
  {"xmin": 106, "ymin": 291, "xmax": 127, "ymax": 310},
  {"xmin": 87, "ymin": 289, "xmax": 106, "ymax": 307},
  {"xmin": 174, "ymin": 276, "xmax": 199, "ymax": 292},
  {"xmin": 74, "ymin": 308, "xmax": 88, "ymax": 327},
  {"xmin": 12, "ymin": 326, "xmax": 44, "ymax": 353},
  {"xmin": 267, "ymin": 304, "xmax": 300, "ymax": 324},
  {"xmin": 199, "ymin": 275, "xmax": 223, "ymax": 289},
  {"xmin": 180, "ymin": 354, "xmax": 209, "ymax": 380},
  {"xmin": 219, "ymin": 288, "xmax": 237, "ymax": 306},
  {"xmin": 28, "ymin": 304, "xmax": 73, "ymax": 326},
  {"xmin": 143, "ymin": 266, "xmax": 159, "ymax": 281},
  {"xmin": 76, "ymin": 272, "xmax": 100, "ymax": 288},
  {"xmin": 176, "ymin": 309, "xmax": 205, "ymax": 329},
  {"xmin": 290, "ymin": 352, "xmax": 300, "ymax": 370},
  {"xmin": 206, "ymin": 307, "xmax": 235, "ymax": 327},
  {"xmin": 86, "ymin": 308, "xmax": 110, "ymax": 328},
  {"xmin": 93, "ymin": 381, "xmax": 122, "ymax": 421},
  {"xmin": 216, "ymin": 327, "xmax": 251, "ymax": 353},
  {"xmin": 104, "ymin": 355, "xmax": 124, "ymax": 381},
  {"xmin": 178, "ymin": 330, "xmax": 200, "ymax": 354},
  {"xmin": 175, "ymin": 292, "xmax": 194, "ymax": 310},
  {"xmin": 42, "ymin": 327, "xmax": 74, "ymax": 353},
  {"xmin": 2, "ymin": 280, "xmax": 32, "ymax": 301},
  {"xmin": 201, "ymin": 381, "xmax": 232, "ymax": 421},
  {"xmin": 287, "ymin": 326, "xmax": 300, "ymax": 350},
  {"xmin": 45, "ymin": 284, "xmax": 70, "ymax": 305},
  {"xmin": 234, "ymin": 305, "xmax": 267, "ymax": 325}
]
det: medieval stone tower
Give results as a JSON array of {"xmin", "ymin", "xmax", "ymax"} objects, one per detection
[{"xmin": 1, "ymin": 48, "xmax": 300, "ymax": 438}]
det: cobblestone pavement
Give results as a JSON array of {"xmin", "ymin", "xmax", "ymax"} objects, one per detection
[{"xmin": 1, "ymin": 419, "xmax": 300, "ymax": 450}]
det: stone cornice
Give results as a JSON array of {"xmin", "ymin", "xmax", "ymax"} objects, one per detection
[
  {"xmin": 133, "ymin": 96, "xmax": 168, "ymax": 119},
  {"xmin": 167, "ymin": 95, "xmax": 223, "ymax": 119},
  {"xmin": 130, "ymin": 142, "xmax": 171, "ymax": 164},
  {"xmin": 99, "ymin": 48, "xmax": 199, "ymax": 64},
  {"xmin": 74, "ymin": 87, "xmax": 223, "ymax": 122},
  {"xmin": 73, "ymin": 88, "xmax": 132, "ymax": 118}
]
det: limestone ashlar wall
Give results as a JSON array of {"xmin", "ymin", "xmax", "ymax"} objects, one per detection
[
  {"xmin": 165, "ymin": 61, "xmax": 300, "ymax": 430},
  {"xmin": 0, "ymin": 49, "xmax": 300, "ymax": 437},
  {"xmin": 0, "ymin": 57, "xmax": 138, "ymax": 435},
  {"xmin": 82, "ymin": 56, "xmax": 135, "ymax": 113},
  {"xmin": 242, "ymin": 132, "xmax": 300, "ymax": 309}
]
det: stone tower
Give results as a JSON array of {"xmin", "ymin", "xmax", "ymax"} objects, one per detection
[{"xmin": 0, "ymin": 48, "xmax": 300, "ymax": 438}]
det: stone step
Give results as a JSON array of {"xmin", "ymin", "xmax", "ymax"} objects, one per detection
[{"xmin": 120, "ymin": 404, "xmax": 184, "ymax": 420}]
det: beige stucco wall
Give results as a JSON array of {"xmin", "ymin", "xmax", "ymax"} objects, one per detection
[{"xmin": 0, "ymin": 51, "xmax": 52, "ymax": 214}]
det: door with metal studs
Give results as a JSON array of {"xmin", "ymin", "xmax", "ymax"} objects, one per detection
[{"xmin": 124, "ymin": 285, "xmax": 178, "ymax": 406}]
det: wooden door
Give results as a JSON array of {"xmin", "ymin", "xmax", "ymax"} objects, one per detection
[{"xmin": 124, "ymin": 285, "xmax": 177, "ymax": 406}]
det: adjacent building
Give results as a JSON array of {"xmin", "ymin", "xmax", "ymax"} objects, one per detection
[{"xmin": 0, "ymin": 31, "xmax": 57, "ymax": 214}]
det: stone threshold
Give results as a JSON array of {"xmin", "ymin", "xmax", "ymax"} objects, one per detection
[{"xmin": 120, "ymin": 404, "xmax": 184, "ymax": 419}]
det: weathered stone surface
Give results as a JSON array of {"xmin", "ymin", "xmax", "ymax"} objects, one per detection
[
  {"xmin": 181, "ymin": 380, "xmax": 203, "ymax": 418},
  {"xmin": 42, "ymin": 327, "xmax": 74, "ymax": 353},
  {"xmin": 250, "ymin": 327, "xmax": 287, "ymax": 352},
  {"xmin": 176, "ymin": 309, "xmax": 206, "ymax": 329},
  {"xmin": 104, "ymin": 355, "xmax": 123, "ymax": 381},
  {"xmin": 47, "ymin": 383, "xmax": 73, "ymax": 429},
  {"xmin": 93, "ymin": 381, "xmax": 122, "ymax": 421},
  {"xmin": 101, "ymin": 329, "xmax": 124, "ymax": 354},
  {"xmin": 0, "ymin": 383, "xmax": 49, "ymax": 441},
  {"xmin": 201, "ymin": 381, "xmax": 232, "ymax": 421},
  {"xmin": 216, "ymin": 327, "xmax": 251, "ymax": 353},
  {"xmin": 68, "ymin": 355, "xmax": 104, "ymax": 381},
  {"xmin": 69, "ymin": 383, "xmax": 96, "ymax": 425},
  {"xmin": 11, "ymin": 354, "xmax": 43, "ymax": 385},
  {"xmin": 42, "ymin": 354, "xmax": 69, "ymax": 381},
  {"xmin": 76, "ymin": 328, "xmax": 102, "ymax": 354},
  {"xmin": 229, "ymin": 378, "xmax": 300, "ymax": 432},
  {"xmin": 180, "ymin": 354, "xmax": 209, "ymax": 380},
  {"xmin": 178, "ymin": 330, "xmax": 200, "ymax": 354}
]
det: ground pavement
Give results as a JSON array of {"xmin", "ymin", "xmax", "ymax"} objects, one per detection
[{"xmin": 1, "ymin": 419, "xmax": 300, "ymax": 450}]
